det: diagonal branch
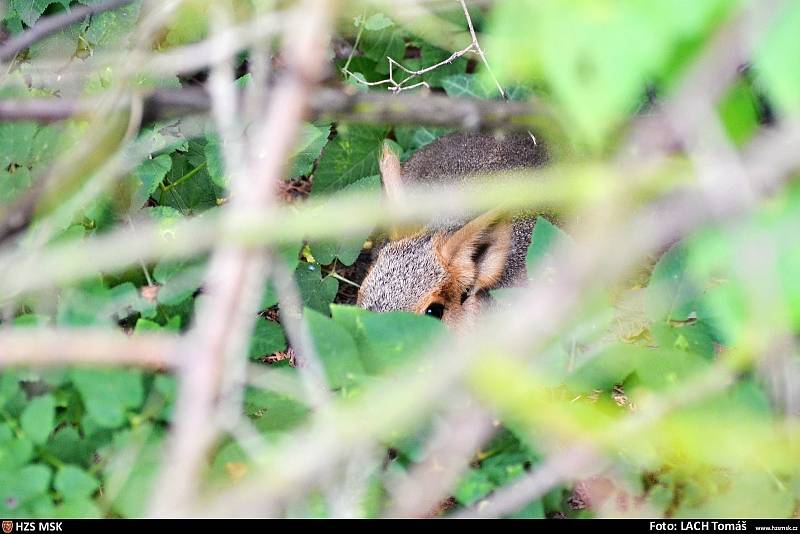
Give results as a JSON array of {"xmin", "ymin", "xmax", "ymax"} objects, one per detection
[{"xmin": 147, "ymin": 0, "xmax": 333, "ymax": 517}]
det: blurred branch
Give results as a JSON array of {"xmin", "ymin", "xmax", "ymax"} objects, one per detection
[
  {"xmin": 0, "ymin": 0, "xmax": 135, "ymax": 62},
  {"xmin": 387, "ymin": 394, "xmax": 496, "ymax": 518},
  {"xmin": 459, "ymin": 359, "xmax": 737, "ymax": 518},
  {"xmin": 623, "ymin": 0, "xmax": 788, "ymax": 162},
  {"xmin": 0, "ymin": 329, "xmax": 178, "ymax": 369},
  {"xmin": 4, "ymin": 116, "xmax": 800, "ymax": 302},
  {"xmin": 0, "ymin": 87, "xmax": 550, "ymax": 132},
  {"xmin": 148, "ymin": 0, "xmax": 333, "ymax": 517},
  {"xmin": 454, "ymin": 446, "xmax": 600, "ymax": 519}
]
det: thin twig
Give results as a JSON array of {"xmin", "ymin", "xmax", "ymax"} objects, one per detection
[{"xmin": 457, "ymin": 0, "xmax": 506, "ymax": 100}]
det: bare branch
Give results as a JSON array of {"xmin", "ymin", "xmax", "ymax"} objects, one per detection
[
  {"xmin": 0, "ymin": 87, "xmax": 550, "ymax": 132},
  {"xmin": 454, "ymin": 447, "xmax": 600, "ymax": 519},
  {"xmin": 387, "ymin": 394, "xmax": 496, "ymax": 518},
  {"xmin": 0, "ymin": 329, "xmax": 179, "ymax": 369},
  {"xmin": 148, "ymin": 0, "xmax": 333, "ymax": 517}
]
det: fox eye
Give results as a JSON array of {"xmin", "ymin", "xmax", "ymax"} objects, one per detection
[{"xmin": 424, "ymin": 303, "xmax": 445, "ymax": 320}]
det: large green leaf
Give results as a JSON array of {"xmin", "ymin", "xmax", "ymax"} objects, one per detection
[
  {"xmin": 305, "ymin": 308, "xmax": 365, "ymax": 389},
  {"xmin": 309, "ymin": 174, "xmax": 380, "ymax": 266},
  {"xmin": 10, "ymin": 0, "xmax": 70, "ymax": 27},
  {"xmin": 330, "ymin": 305, "xmax": 444, "ymax": 374},
  {"xmin": 486, "ymin": 0, "xmax": 735, "ymax": 145},
  {"xmin": 130, "ymin": 154, "xmax": 172, "ymax": 210},
  {"xmin": 755, "ymin": 1, "xmax": 800, "ymax": 116},
  {"xmin": 289, "ymin": 123, "xmax": 332, "ymax": 179},
  {"xmin": 311, "ymin": 125, "xmax": 386, "ymax": 195},
  {"xmin": 70, "ymin": 369, "xmax": 144, "ymax": 429},
  {"xmin": 84, "ymin": 1, "xmax": 142, "ymax": 48},
  {"xmin": 645, "ymin": 243, "xmax": 701, "ymax": 323},
  {"xmin": 243, "ymin": 389, "xmax": 309, "ymax": 434},
  {"xmin": 296, "ymin": 262, "xmax": 338, "ymax": 315},
  {"xmin": 54, "ymin": 465, "xmax": 99, "ymax": 500},
  {"xmin": 20, "ymin": 394, "xmax": 55, "ymax": 445},
  {"xmin": 0, "ymin": 464, "xmax": 52, "ymax": 515},
  {"xmin": 248, "ymin": 319, "xmax": 287, "ymax": 360},
  {"xmin": 525, "ymin": 216, "xmax": 571, "ymax": 278}
]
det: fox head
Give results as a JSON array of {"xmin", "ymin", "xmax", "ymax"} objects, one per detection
[{"xmin": 357, "ymin": 132, "xmax": 546, "ymax": 328}]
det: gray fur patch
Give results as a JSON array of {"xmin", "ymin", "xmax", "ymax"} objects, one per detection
[{"xmin": 358, "ymin": 234, "xmax": 446, "ymax": 312}]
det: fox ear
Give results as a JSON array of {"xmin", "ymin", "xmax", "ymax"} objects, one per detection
[
  {"xmin": 380, "ymin": 141, "xmax": 404, "ymax": 202},
  {"xmin": 436, "ymin": 210, "xmax": 513, "ymax": 293},
  {"xmin": 380, "ymin": 141, "xmax": 422, "ymax": 240}
]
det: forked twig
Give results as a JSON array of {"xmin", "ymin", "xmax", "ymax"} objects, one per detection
[{"xmin": 342, "ymin": 0, "xmax": 506, "ymax": 98}]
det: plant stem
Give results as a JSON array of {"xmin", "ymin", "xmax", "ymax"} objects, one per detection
[
  {"xmin": 324, "ymin": 269, "xmax": 360, "ymax": 288},
  {"xmin": 161, "ymin": 161, "xmax": 208, "ymax": 193}
]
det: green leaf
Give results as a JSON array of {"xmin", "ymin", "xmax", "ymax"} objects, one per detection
[
  {"xmin": 152, "ymin": 256, "xmax": 205, "ymax": 307},
  {"xmin": 51, "ymin": 497, "xmax": 102, "ymax": 518},
  {"xmin": 455, "ymin": 469, "xmax": 494, "ymax": 506},
  {"xmin": 566, "ymin": 344, "xmax": 641, "ymax": 393},
  {"xmin": 309, "ymin": 175, "xmax": 380, "ymax": 266},
  {"xmin": 244, "ymin": 389, "xmax": 309, "ymax": 434},
  {"xmin": 204, "ymin": 134, "xmax": 226, "ymax": 188},
  {"xmin": 133, "ymin": 318, "xmax": 161, "ymax": 333},
  {"xmin": 755, "ymin": 1, "xmax": 800, "ymax": 116},
  {"xmin": 394, "ymin": 126, "xmax": 452, "ymax": 154},
  {"xmin": 20, "ymin": 394, "xmax": 55, "ymax": 445},
  {"xmin": 104, "ymin": 426, "xmax": 163, "ymax": 518},
  {"xmin": 248, "ymin": 319, "xmax": 287, "ymax": 360},
  {"xmin": 645, "ymin": 243, "xmax": 700, "ymax": 323},
  {"xmin": 70, "ymin": 369, "xmax": 144, "ymax": 428},
  {"xmin": 11, "ymin": 0, "xmax": 68, "ymax": 27},
  {"xmin": 296, "ymin": 262, "xmax": 338, "ymax": 315},
  {"xmin": 130, "ymin": 154, "xmax": 171, "ymax": 210},
  {"xmin": 306, "ymin": 308, "xmax": 365, "ymax": 389},
  {"xmin": 0, "ymin": 122, "xmax": 37, "ymax": 168},
  {"xmin": 442, "ymin": 73, "xmax": 496, "ymax": 99},
  {"xmin": 43, "ymin": 426, "xmax": 94, "ymax": 467},
  {"xmin": 159, "ymin": 149, "xmax": 222, "ymax": 213},
  {"xmin": 650, "ymin": 321, "xmax": 715, "ymax": 360},
  {"xmin": 0, "ymin": 464, "xmax": 51, "ymax": 513},
  {"xmin": 718, "ymin": 80, "xmax": 761, "ymax": 147},
  {"xmin": 54, "ymin": 465, "xmax": 98, "ymax": 500},
  {"xmin": 163, "ymin": 0, "xmax": 208, "ymax": 46},
  {"xmin": 486, "ymin": 0, "xmax": 735, "ymax": 144},
  {"xmin": 632, "ymin": 347, "xmax": 709, "ymax": 392},
  {"xmin": 455, "ymin": 430, "xmax": 537, "ymax": 507},
  {"xmin": 0, "ymin": 425, "xmax": 34, "ymax": 471},
  {"xmin": 330, "ymin": 305, "xmax": 444, "ymax": 374},
  {"xmin": 85, "ymin": 1, "xmax": 142, "ymax": 48},
  {"xmin": 526, "ymin": 216, "xmax": 571, "ymax": 277},
  {"xmin": 57, "ymin": 280, "xmax": 114, "ymax": 327},
  {"xmin": 311, "ymin": 125, "xmax": 386, "ymax": 195},
  {"xmin": 361, "ymin": 18, "xmax": 406, "ymax": 75},
  {"xmin": 509, "ymin": 499, "xmax": 546, "ymax": 519},
  {"xmin": 0, "ymin": 166, "xmax": 33, "ymax": 203},
  {"xmin": 364, "ymin": 13, "xmax": 394, "ymax": 31},
  {"xmin": 0, "ymin": 374, "xmax": 23, "ymax": 408},
  {"xmin": 289, "ymin": 123, "xmax": 332, "ymax": 179},
  {"xmin": 419, "ymin": 45, "xmax": 468, "ymax": 88}
]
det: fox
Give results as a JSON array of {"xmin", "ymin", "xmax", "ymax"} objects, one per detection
[{"xmin": 356, "ymin": 131, "xmax": 549, "ymax": 327}]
